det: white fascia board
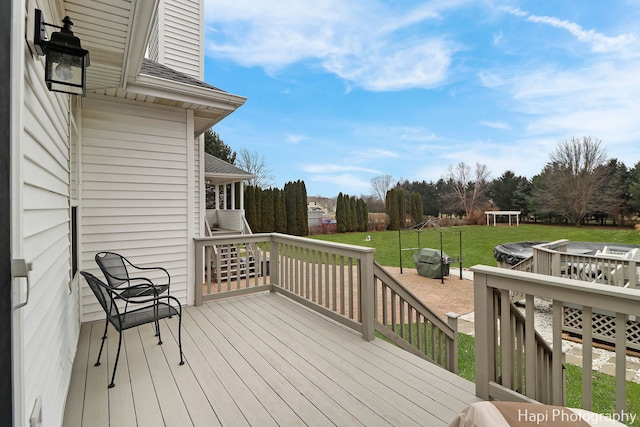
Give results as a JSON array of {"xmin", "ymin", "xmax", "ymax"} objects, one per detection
[
  {"xmin": 127, "ymin": 75, "xmax": 247, "ymax": 111},
  {"xmin": 121, "ymin": 0, "xmax": 160, "ymax": 89},
  {"xmin": 206, "ymin": 173, "xmax": 256, "ymax": 181}
]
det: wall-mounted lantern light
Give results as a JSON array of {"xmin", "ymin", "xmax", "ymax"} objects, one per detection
[{"xmin": 33, "ymin": 9, "xmax": 90, "ymax": 96}]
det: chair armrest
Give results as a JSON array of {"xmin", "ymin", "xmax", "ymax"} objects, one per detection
[{"xmin": 122, "ymin": 259, "xmax": 171, "ymax": 287}]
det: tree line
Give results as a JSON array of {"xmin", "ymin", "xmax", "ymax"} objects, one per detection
[
  {"xmin": 335, "ymin": 193, "xmax": 368, "ymax": 232},
  {"xmin": 377, "ymin": 137, "xmax": 640, "ymax": 227},
  {"xmin": 244, "ymin": 181, "xmax": 309, "ymax": 236}
]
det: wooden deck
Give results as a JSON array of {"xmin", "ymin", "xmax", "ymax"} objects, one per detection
[{"xmin": 62, "ymin": 292, "xmax": 481, "ymax": 426}]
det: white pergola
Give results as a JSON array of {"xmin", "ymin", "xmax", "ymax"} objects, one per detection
[{"xmin": 485, "ymin": 210, "xmax": 521, "ymax": 226}]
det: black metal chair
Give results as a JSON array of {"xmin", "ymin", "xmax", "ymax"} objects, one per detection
[
  {"xmin": 95, "ymin": 251, "xmax": 171, "ymax": 340},
  {"xmin": 80, "ymin": 271, "xmax": 184, "ymax": 388},
  {"xmin": 95, "ymin": 251, "xmax": 170, "ymax": 298}
]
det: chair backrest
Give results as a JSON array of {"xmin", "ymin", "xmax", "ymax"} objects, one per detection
[
  {"xmin": 95, "ymin": 252, "xmax": 130, "ymax": 288},
  {"xmin": 80, "ymin": 271, "xmax": 120, "ymax": 321}
]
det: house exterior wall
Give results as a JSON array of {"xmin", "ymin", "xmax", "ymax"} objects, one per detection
[
  {"xmin": 152, "ymin": 0, "xmax": 204, "ymax": 79},
  {"xmin": 79, "ymin": 96, "xmax": 193, "ymax": 321},
  {"xmin": 147, "ymin": 9, "xmax": 161, "ymax": 62},
  {"xmin": 17, "ymin": 15, "xmax": 80, "ymax": 427}
]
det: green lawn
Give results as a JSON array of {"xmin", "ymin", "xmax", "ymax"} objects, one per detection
[{"xmin": 309, "ymin": 224, "xmax": 639, "ymax": 268}]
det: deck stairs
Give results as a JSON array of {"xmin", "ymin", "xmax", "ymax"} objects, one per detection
[
  {"xmin": 211, "ymin": 243, "xmax": 258, "ymax": 281},
  {"xmin": 204, "ymin": 214, "xmax": 261, "ymax": 282}
]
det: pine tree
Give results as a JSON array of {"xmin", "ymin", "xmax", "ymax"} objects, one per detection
[
  {"xmin": 253, "ymin": 186, "xmax": 262, "ymax": 232},
  {"xmin": 244, "ymin": 185, "xmax": 258, "ymax": 231},
  {"xmin": 410, "ymin": 191, "xmax": 424, "ymax": 225},
  {"xmin": 397, "ymin": 188, "xmax": 406, "ymax": 228},
  {"xmin": 344, "ymin": 195, "xmax": 353, "ymax": 231},
  {"xmin": 386, "ymin": 189, "xmax": 399, "ymax": 230},
  {"xmin": 297, "ymin": 180, "xmax": 309, "ymax": 236},
  {"xmin": 204, "ymin": 129, "xmax": 236, "ymax": 163},
  {"xmin": 261, "ymin": 188, "xmax": 275, "ymax": 232},
  {"xmin": 274, "ymin": 189, "xmax": 287, "ymax": 233},
  {"xmin": 284, "ymin": 182, "xmax": 299, "ymax": 235},
  {"xmin": 336, "ymin": 193, "xmax": 346, "ymax": 232},
  {"xmin": 357, "ymin": 198, "xmax": 368, "ymax": 231}
]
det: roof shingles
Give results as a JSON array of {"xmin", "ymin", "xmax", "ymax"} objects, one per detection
[
  {"xmin": 140, "ymin": 58, "xmax": 225, "ymax": 92},
  {"xmin": 205, "ymin": 153, "xmax": 254, "ymax": 177}
]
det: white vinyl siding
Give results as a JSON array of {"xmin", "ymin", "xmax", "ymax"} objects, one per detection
[
  {"xmin": 21, "ymin": 45, "xmax": 80, "ymax": 427},
  {"xmin": 147, "ymin": 8, "xmax": 160, "ymax": 62},
  {"xmin": 162, "ymin": 0, "xmax": 203, "ymax": 78},
  {"xmin": 80, "ymin": 97, "xmax": 190, "ymax": 320}
]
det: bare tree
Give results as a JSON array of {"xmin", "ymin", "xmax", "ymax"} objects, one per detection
[
  {"xmin": 370, "ymin": 174, "xmax": 395, "ymax": 201},
  {"xmin": 444, "ymin": 162, "xmax": 491, "ymax": 218},
  {"xmin": 533, "ymin": 136, "xmax": 611, "ymax": 226},
  {"xmin": 236, "ymin": 148, "xmax": 275, "ymax": 188}
]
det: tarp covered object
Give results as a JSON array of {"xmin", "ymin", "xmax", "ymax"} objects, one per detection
[
  {"xmin": 494, "ymin": 241, "xmax": 640, "ymax": 266},
  {"xmin": 493, "ymin": 242, "xmax": 547, "ymax": 266},
  {"xmin": 413, "ymin": 248, "xmax": 450, "ymax": 279}
]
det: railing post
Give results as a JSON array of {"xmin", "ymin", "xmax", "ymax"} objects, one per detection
[
  {"xmin": 474, "ymin": 272, "xmax": 490, "ymax": 400},
  {"xmin": 195, "ymin": 240, "xmax": 203, "ymax": 306},
  {"xmin": 270, "ymin": 235, "xmax": 279, "ymax": 290},
  {"xmin": 360, "ymin": 251, "xmax": 375, "ymax": 341},
  {"xmin": 446, "ymin": 312, "xmax": 459, "ymax": 373},
  {"xmin": 552, "ymin": 252, "xmax": 561, "ymax": 277}
]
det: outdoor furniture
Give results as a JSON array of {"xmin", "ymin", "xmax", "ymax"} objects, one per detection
[
  {"xmin": 95, "ymin": 251, "xmax": 170, "ymax": 298},
  {"xmin": 95, "ymin": 251, "xmax": 171, "ymax": 339},
  {"xmin": 80, "ymin": 271, "xmax": 184, "ymax": 388}
]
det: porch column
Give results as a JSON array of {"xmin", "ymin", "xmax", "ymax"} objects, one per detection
[
  {"xmin": 223, "ymin": 183, "xmax": 228, "ymax": 209},
  {"xmin": 239, "ymin": 181, "xmax": 244, "ymax": 210},
  {"xmin": 231, "ymin": 182, "xmax": 236, "ymax": 210}
]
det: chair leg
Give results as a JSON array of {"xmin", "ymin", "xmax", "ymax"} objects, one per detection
[
  {"xmin": 95, "ymin": 319, "xmax": 109, "ymax": 367},
  {"xmin": 154, "ymin": 301, "xmax": 163, "ymax": 344},
  {"xmin": 109, "ymin": 330, "xmax": 124, "ymax": 388},
  {"xmin": 178, "ymin": 312, "xmax": 184, "ymax": 365}
]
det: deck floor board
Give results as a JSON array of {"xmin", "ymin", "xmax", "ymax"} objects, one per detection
[{"xmin": 63, "ymin": 292, "xmax": 481, "ymax": 427}]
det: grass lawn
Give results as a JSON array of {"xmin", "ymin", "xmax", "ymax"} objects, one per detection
[{"xmin": 309, "ymin": 224, "xmax": 639, "ymax": 268}]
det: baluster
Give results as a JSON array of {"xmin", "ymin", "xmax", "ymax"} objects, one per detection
[{"xmin": 582, "ymin": 306, "xmax": 593, "ymax": 410}]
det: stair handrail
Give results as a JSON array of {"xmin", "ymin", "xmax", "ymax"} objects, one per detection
[{"xmin": 373, "ymin": 261, "xmax": 458, "ymax": 372}]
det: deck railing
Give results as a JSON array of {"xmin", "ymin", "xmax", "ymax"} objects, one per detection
[
  {"xmin": 473, "ymin": 264, "xmax": 640, "ymax": 416},
  {"xmin": 373, "ymin": 261, "xmax": 458, "ymax": 372},
  {"xmin": 533, "ymin": 239, "xmax": 639, "ymax": 288},
  {"xmin": 194, "ymin": 233, "xmax": 458, "ymax": 372},
  {"xmin": 530, "ymin": 240, "xmax": 640, "ymax": 350}
]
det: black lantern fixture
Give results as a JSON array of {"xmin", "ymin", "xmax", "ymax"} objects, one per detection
[{"xmin": 34, "ymin": 9, "xmax": 90, "ymax": 96}]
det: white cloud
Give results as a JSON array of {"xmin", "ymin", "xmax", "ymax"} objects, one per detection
[
  {"xmin": 479, "ymin": 10, "xmax": 640, "ymax": 165},
  {"xmin": 480, "ymin": 121, "xmax": 510, "ymax": 130},
  {"xmin": 203, "ymin": 0, "xmax": 464, "ymax": 91},
  {"xmin": 284, "ymin": 133, "xmax": 310, "ymax": 144},
  {"xmin": 357, "ymin": 149, "xmax": 399, "ymax": 159},
  {"xmin": 301, "ymin": 164, "xmax": 379, "ymax": 174},
  {"xmin": 526, "ymin": 14, "xmax": 637, "ymax": 54},
  {"xmin": 308, "ymin": 173, "xmax": 372, "ymax": 195}
]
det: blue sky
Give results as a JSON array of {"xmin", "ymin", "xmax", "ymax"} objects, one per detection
[{"xmin": 203, "ymin": 0, "xmax": 640, "ymax": 198}]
